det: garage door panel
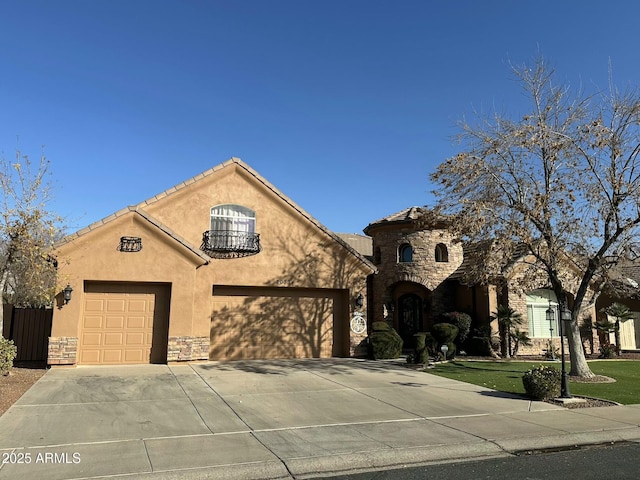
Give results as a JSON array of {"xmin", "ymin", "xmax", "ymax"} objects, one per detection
[
  {"xmin": 126, "ymin": 316, "xmax": 146, "ymax": 328},
  {"xmin": 83, "ymin": 316, "xmax": 103, "ymax": 329},
  {"xmin": 124, "ymin": 350, "xmax": 145, "ymax": 362},
  {"xmin": 79, "ymin": 350, "xmax": 100, "ymax": 364},
  {"xmin": 105, "ymin": 316, "xmax": 125, "ymax": 329},
  {"xmin": 85, "ymin": 299, "xmax": 105, "ymax": 312},
  {"xmin": 106, "ymin": 299, "xmax": 126, "ymax": 312},
  {"xmin": 103, "ymin": 350, "xmax": 123, "ymax": 363},
  {"xmin": 82, "ymin": 332, "xmax": 102, "ymax": 345},
  {"xmin": 210, "ymin": 287, "xmax": 344, "ymax": 360},
  {"xmin": 79, "ymin": 283, "xmax": 170, "ymax": 365},
  {"xmin": 104, "ymin": 333, "xmax": 124, "ymax": 345},
  {"xmin": 128, "ymin": 299, "xmax": 148, "ymax": 313},
  {"xmin": 125, "ymin": 332, "xmax": 145, "ymax": 345}
]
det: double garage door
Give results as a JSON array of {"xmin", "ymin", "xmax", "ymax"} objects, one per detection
[
  {"xmin": 78, "ymin": 282, "xmax": 170, "ymax": 365},
  {"xmin": 210, "ymin": 286, "xmax": 349, "ymax": 360},
  {"xmin": 78, "ymin": 283, "xmax": 348, "ymax": 364}
]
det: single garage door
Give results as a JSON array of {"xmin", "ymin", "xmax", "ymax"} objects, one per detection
[
  {"xmin": 79, "ymin": 282, "xmax": 170, "ymax": 365},
  {"xmin": 210, "ymin": 285, "xmax": 349, "ymax": 360}
]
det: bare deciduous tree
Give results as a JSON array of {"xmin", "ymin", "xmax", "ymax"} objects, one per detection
[
  {"xmin": 431, "ymin": 57, "xmax": 640, "ymax": 379},
  {"xmin": 0, "ymin": 147, "xmax": 62, "ymax": 337}
]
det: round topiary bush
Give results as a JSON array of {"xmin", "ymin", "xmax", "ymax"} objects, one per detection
[
  {"xmin": 522, "ymin": 365, "xmax": 561, "ymax": 400},
  {"xmin": 368, "ymin": 324, "xmax": 403, "ymax": 360}
]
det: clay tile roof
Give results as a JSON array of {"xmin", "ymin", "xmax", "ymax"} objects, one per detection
[
  {"xmin": 363, "ymin": 206, "xmax": 449, "ymax": 235},
  {"xmin": 369, "ymin": 206, "xmax": 426, "ymax": 225}
]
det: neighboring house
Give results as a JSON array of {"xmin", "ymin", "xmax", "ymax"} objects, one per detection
[
  {"xmin": 363, "ymin": 206, "xmax": 599, "ymax": 355},
  {"xmin": 596, "ymin": 263, "xmax": 640, "ymax": 351},
  {"xmin": 49, "ymin": 158, "xmax": 375, "ymax": 366}
]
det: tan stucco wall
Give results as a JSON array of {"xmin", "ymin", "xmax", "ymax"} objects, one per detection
[
  {"xmin": 53, "ymin": 213, "xmax": 202, "ymax": 339},
  {"xmin": 52, "ymin": 162, "xmax": 373, "ymax": 363}
]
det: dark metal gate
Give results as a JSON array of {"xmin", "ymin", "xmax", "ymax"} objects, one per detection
[{"xmin": 5, "ymin": 306, "xmax": 53, "ymax": 363}]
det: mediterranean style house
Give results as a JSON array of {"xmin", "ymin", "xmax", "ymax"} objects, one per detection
[
  {"xmin": 362, "ymin": 207, "xmax": 601, "ymax": 356},
  {"xmin": 49, "ymin": 158, "xmax": 375, "ymax": 366}
]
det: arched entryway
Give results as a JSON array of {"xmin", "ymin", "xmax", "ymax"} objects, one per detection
[
  {"xmin": 391, "ymin": 282, "xmax": 431, "ymax": 349},
  {"xmin": 398, "ymin": 293, "xmax": 422, "ymax": 346}
]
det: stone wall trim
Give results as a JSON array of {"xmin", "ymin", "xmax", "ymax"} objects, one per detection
[
  {"xmin": 48, "ymin": 337, "xmax": 78, "ymax": 365},
  {"xmin": 167, "ymin": 336, "xmax": 210, "ymax": 362}
]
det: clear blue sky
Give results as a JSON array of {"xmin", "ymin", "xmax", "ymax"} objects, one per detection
[{"xmin": 1, "ymin": 1, "xmax": 639, "ymax": 234}]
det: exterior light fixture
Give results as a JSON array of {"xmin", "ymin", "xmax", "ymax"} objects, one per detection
[
  {"xmin": 63, "ymin": 284, "xmax": 73, "ymax": 305},
  {"xmin": 559, "ymin": 306, "xmax": 572, "ymax": 399},
  {"xmin": 355, "ymin": 293, "xmax": 364, "ymax": 309},
  {"xmin": 546, "ymin": 307, "xmax": 556, "ymax": 360},
  {"xmin": 440, "ymin": 344, "xmax": 449, "ymax": 361}
]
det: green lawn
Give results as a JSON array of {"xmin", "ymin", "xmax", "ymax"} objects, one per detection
[{"xmin": 426, "ymin": 360, "xmax": 640, "ymax": 405}]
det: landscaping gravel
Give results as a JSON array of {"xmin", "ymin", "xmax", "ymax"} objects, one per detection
[{"xmin": 0, "ymin": 367, "xmax": 47, "ymax": 416}]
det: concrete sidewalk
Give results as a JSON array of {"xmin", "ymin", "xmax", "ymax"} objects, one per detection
[{"xmin": 0, "ymin": 359, "xmax": 639, "ymax": 479}]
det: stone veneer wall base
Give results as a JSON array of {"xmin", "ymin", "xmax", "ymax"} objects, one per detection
[
  {"xmin": 48, "ymin": 337, "xmax": 78, "ymax": 365},
  {"xmin": 167, "ymin": 336, "xmax": 210, "ymax": 362}
]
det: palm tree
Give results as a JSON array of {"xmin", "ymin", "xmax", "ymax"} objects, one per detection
[
  {"xmin": 494, "ymin": 305, "xmax": 525, "ymax": 358},
  {"xmin": 511, "ymin": 329, "xmax": 532, "ymax": 357},
  {"xmin": 602, "ymin": 302, "xmax": 634, "ymax": 355}
]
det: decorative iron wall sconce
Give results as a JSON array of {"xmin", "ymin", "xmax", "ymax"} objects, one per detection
[
  {"xmin": 63, "ymin": 284, "xmax": 73, "ymax": 304},
  {"xmin": 355, "ymin": 293, "xmax": 364, "ymax": 309}
]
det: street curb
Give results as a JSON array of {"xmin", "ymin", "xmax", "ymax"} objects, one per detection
[
  {"xmin": 495, "ymin": 429, "xmax": 640, "ymax": 454},
  {"xmin": 284, "ymin": 442, "xmax": 509, "ymax": 479},
  {"xmin": 83, "ymin": 461, "xmax": 292, "ymax": 480}
]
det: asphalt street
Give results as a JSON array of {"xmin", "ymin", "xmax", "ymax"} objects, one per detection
[{"xmin": 325, "ymin": 441, "xmax": 640, "ymax": 480}]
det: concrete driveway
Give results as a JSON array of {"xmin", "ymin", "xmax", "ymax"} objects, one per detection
[{"xmin": 1, "ymin": 358, "xmax": 638, "ymax": 479}]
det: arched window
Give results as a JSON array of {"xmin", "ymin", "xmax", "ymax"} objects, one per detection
[
  {"xmin": 435, "ymin": 243, "xmax": 449, "ymax": 262},
  {"xmin": 398, "ymin": 244, "xmax": 413, "ymax": 263},
  {"xmin": 210, "ymin": 204, "xmax": 256, "ymax": 233}
]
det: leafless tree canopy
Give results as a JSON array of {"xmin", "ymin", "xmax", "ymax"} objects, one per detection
[
  {"xmin": 1, "ymin": 148, "xmax": 63, "ymax": 337},
  {"xmin": 431, "ymin": 57, "xmax": 640, "ymax": 378}
]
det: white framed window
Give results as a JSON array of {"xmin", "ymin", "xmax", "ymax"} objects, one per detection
[
  {"xmin": 210, "ymin": 204, "xmax": 256, "ymax": 233},
  {"xmin": 526, "ymin": 289, "xmax": 560, "ymax": 338}
]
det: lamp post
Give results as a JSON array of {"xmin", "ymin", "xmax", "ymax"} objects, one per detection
[
  {"xmin": 559, "ymin": 306, "xmax": 572, "ymax": 398},
  {"xmin": 546, "ymin": 306, "xmax": 556, "ymax": 360}
]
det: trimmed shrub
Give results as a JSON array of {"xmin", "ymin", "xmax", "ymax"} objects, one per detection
[
  {"xmin": 599, "ymin": 343, "xmax": 617, "ymax": 359},
  {"xmin": 440, "ymin": 312, "xmax": 472, "ymax": 343},
  {"xmin": 430, "ymin": 323, "xmax": 459, "ymax": 360},
  {"xmin": 413, "ymin": 332, "xmax": 428, "ymax": 364},
  {"xmin": 371, "ymin": 321, "xmax": 392, "ymax": 332},
  {"xmin": 424, "ymin": 332, "xmax": 438, "ymax": 357},
  {"xmin": 368, "ymin": 323, "xmax": 403, "ymax": 360},
  {"xmin": 0, "ymin": 337, "xmax": 17, "ymax": 376},
  {"xmin": 522, "ymin": 365, "xmax": 561, "ymax": 400}
]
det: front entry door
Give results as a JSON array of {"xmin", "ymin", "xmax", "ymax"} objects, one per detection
[{"xmin": 398, "ymin": 294, "xmax": 422, "ymax": 349}]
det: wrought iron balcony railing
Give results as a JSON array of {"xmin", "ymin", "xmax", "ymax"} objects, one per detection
[{"xmin": 200, "ymin": 230, "xmax": 261, "ymax": 258}]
